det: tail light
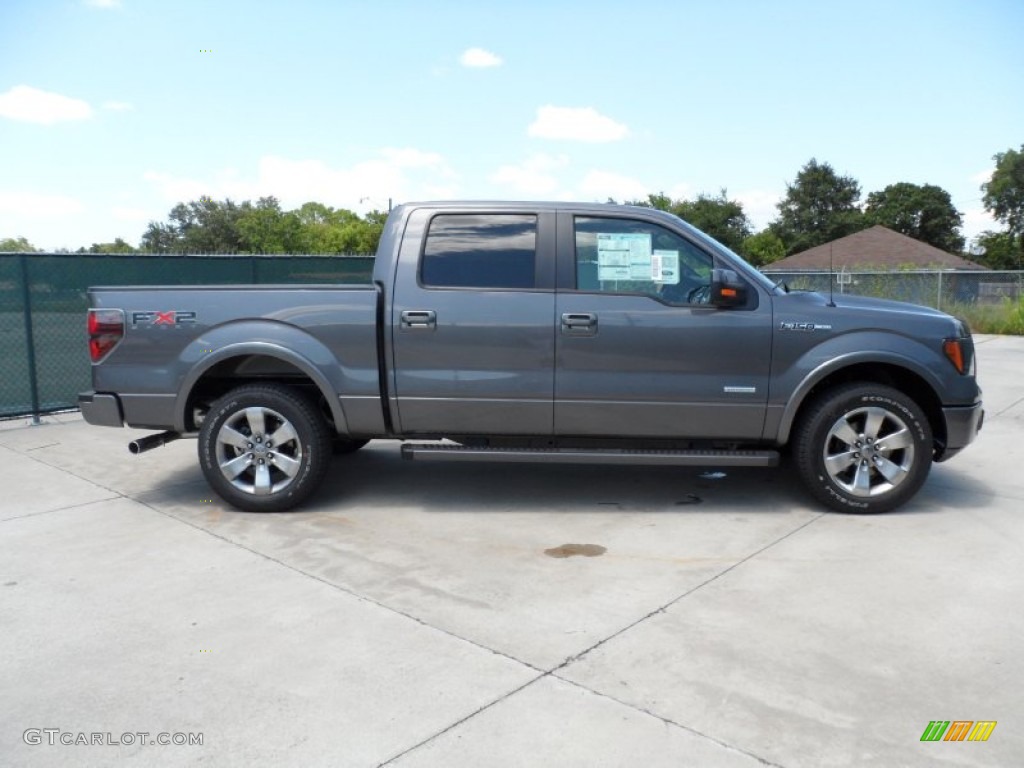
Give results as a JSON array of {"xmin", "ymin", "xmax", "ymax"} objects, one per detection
[{"xmin": 88, "ymin": 308, "xmax": 124, "ymax": 362}]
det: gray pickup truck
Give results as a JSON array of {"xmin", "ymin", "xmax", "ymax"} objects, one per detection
[{"xmin": 80, "ymin": 201, "xmax": 983, "ymax": 513}]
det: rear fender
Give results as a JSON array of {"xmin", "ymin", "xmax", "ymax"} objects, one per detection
[{"xmin": 173, "ymin": 322, "xmax": 350, "ymax": 433}]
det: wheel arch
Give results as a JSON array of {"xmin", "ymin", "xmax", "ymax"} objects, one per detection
[
  {"xmin": 175, "ymin": 342, "xmax": 348, "ymax": 434},
  {"xmin": 779, "ymin": 358, "xmax": 945, "ymax": 453}
]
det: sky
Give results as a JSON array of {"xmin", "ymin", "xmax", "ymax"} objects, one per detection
[{"xmin": 1, "ymin": 0, "xmax": 1022, "ymax": 251}]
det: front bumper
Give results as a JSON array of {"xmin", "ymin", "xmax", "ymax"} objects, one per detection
[
  {"xmin": 78, "ymin": 391, "xmax": 124, "ymax": 427},
  {"xmin": 936, "ymin": 401, "xmax": 984, "ymax": 462}
]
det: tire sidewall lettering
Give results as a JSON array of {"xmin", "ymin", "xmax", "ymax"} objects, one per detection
[
  {"xmin": 796, "ymin": 383, "xmax": 933, "ymax": 514},
  {"xmin": 197, "ymin": 385, "xmax": 331, "ymax": 512}
]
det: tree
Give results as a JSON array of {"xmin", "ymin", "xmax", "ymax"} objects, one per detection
[
  {"xmin": 741, "ymin": 230, "xmax": 786, "ymax": 267},
  {"xmin": 141, "ymin": 197, "xmax": 246, "ymax": 252},
  {"xmin": 140, "ymin": 222, "xmax": 178, "ymax": 253},
  {"xmin": 674, "ymin": 191, "xmax": 751, "ymax": 253},
  {"xmin": 295, "ymin": 201, "xmax": 339, "ymax": 228},
  {"xmin": 292, "ymin": 202, "xmax": 384, "ymax": 253},
  {"xmin": 974, "ymin": 231, "xmax": 1022, "ymax": 270},
  {"xmin": 140, "ymin": 197, "xmax": 386, "ymax": 255},
  {"xmin": 864, "ymin": 182, "xmax": 964, "ymax": 252},
  {"xmin": 77, "ymin": 238, "xmax": 136, "ymax": 254},
  {"xmin": 355, "ymin": 209, "xmax": 388, "ymax": 253},
  {"xmin": 633, "ymin": 192, "xmax": 673, "ymax": 212},
  {"xmin": 237, "ymin": 197, "xmax": 304, "ymax": 253},
  {"xmin": 178, "ymin": 197, "xmax": 246, "ymax": 252},
  {"xmin": 982, "ymin": 145, "xmax": 1024, "ymax": 242},
  {"xmin": 629, "ymin": 190, "xmax": 752, "ymax": 252},
  {"xmin": 771, "ymin": 159, "xmax": 864, "ymax": 254},
  {"xmin": 0, "ymin": 236, "xmax": 37, "ymax": 252}
]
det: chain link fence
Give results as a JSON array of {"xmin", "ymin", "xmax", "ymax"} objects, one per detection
[
  {"xmin": 762, "ymin": 269, "xmax": 1024, "ymax": 311},
  {"xmin": 0, "ymin": 253, "xmax": 374, "ymax": 420}
]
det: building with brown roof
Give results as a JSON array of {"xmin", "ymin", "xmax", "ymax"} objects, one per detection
[{"xmin": 763, "ymin": 225, "xmax": 988, "ymax": 271}]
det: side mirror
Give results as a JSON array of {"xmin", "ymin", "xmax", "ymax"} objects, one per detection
[{"xmin": 710, "ymin": 268, "xmax": 746, "ymax": 308}]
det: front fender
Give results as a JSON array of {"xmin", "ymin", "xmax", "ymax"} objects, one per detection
[
  {"xmin": 770, "ymin": 331, "xmax": 949, "ymax": 444},
  {"xmin": 173, "ymin": 321, "xmax": 351, "ymax": 433}
]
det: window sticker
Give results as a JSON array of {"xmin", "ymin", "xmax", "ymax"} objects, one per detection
[
  {"xmin": 652, "ymin": 250, "xmax": 680, "ymax": 284},
  {"xmin": 596, "ymin": 233, "xmax": 652, "ymax": 281}
]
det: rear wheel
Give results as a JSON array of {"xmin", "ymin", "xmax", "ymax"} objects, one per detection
[
  {"xmin": 794, "ymin": 383, "xmax": 933, "ymax": 513},
  {"xmin": 199, "ymin": 383, "xmax": 332, "ymax": 512}
]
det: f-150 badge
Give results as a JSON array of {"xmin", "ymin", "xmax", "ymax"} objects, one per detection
[
  {"xmin": 131, "ymin": 310, "xmax": 197, "ymax": 327},
  {"xmin": 779, "ymin": 321, "xmax": 832, "ymax": 331}
]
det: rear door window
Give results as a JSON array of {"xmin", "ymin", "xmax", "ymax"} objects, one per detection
[{"xmin": 421, "ymin": 214, "xmax": 537, "ymax": 289}]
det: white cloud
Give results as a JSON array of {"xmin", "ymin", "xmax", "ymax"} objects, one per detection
[
  {"xmin": 112, "ymin": 206, "xmax": 151, "ymax": 222},
  {"xmin": 379, "ymin": 147, "xmax": 452, "ymax": 174},
  {"xmin": 143, "ymin": 148, "xmax": 459, "ymax": 212},
  {"xmin": 142, "ymin": 171, "xmax": 210, "ymax": 203},
  {"xmin": 490, "ymin": 154, "xmax": 569, "ymax": 196},
  {"xmin": 736, "ymin": 189, "xmax": 782, "ymax": 230},
  {"xmin": 84, "ymin": 0, "xmax": 121, "ymax": 8},
  {"xmin": 459, "ymin": 47, "xmax": 503, "ymax": 68},
  {"xmin": 528, "ymin": 106, "xmax": 628, "ymax": 143},
  {"xmin": 970, "ymin": 168, "xmax": 993, "ymax": 185},
  {"xmin": 0, "ymin": 85, "xmax": 93, "ymax": 125},
  {"xmin": 963, "ymin": 206, "xmax": 997, "ymax": 239},
  {"xmin": 102, "ymin": 100, "xmax": 133, "ymax": 112},
  {"xmin": 665, "ymin": 183, "xmax": 695, "ymax": 201},
  {"xmin": 578, "ymin": 170, "xmax": 648, "ymax": 202},
  {"xmin": 0, "ymin": 191, "xmax": 85, "ymax": 218}
]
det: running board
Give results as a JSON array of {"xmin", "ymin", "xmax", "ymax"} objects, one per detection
[{"xmin": 400, "ymin": 444, "xmax": 779, "ymax": 467}]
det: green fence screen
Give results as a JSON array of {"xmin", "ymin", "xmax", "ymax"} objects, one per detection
[
  {"xmin": 0, "ymin": 253, "xmax": 374, "ymax": 419},
  {"xmin": 6, "ymin": 254, "xmax": 1021, "ymax": 420}
]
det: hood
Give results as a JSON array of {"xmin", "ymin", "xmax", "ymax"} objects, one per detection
[
  {"xmin": 775, "ymin": 290, "xmax": 964, "ymax": 337},
  {"xmin": 825, "ymin": 292, "xmax": 952, "ymax": 319}
]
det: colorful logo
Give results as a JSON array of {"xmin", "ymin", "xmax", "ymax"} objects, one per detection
[
  {"xmin": 130, "ymin": 310, "xmax": 197, "ymax": 327},
  {"xmin": 920, "ymin": 721, "xmax": 996, "ymax": 742}
]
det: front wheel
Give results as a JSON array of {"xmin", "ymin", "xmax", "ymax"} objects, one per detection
[
  {"xmin": 198, "ymin": 384, "xmax": 332, "ymax": 512},
  {"xmin": 794, "ymin": 383, "xmax": 933, "ymax": 513}
]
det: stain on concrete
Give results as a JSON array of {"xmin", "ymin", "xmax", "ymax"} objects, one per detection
[
  {"xmin": 544, "ymin": 543, "xmax": 607, "ymax": 558},
  {"xmin": 699, "ymin": 471, "xmax": 727, "ymax": 480}
]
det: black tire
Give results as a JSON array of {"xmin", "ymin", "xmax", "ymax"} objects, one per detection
[
  {"xmin": 198, "ymin": 383, "xmax": 332, "ymax": 512},
  {"xmin": 332, "ymin": 437, "xmax": 370, "ymax": 455},
  {"xmin": 794, "ymin": 383, "xmax": 933, "ymax": 514}
]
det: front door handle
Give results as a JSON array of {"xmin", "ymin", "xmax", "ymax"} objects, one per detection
[
  {"xmin": 401, "ymin": 310, "xmax": 437, "ymax": 330},
  {"xmin": 561, "ymin": 312, "xmax": 597, "ymax": 335}
]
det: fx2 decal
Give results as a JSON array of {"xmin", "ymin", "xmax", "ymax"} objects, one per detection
[{"xmin": 131, "ymin": 311, "xmax": 197, "ymax": 327}]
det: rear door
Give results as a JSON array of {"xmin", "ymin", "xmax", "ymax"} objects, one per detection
[
  {"xmin": 554, "ymin": 212, "xmax": 772, "ymax": 439},
  {"xmin": 390, "ymin": 207, "xmax": 556, "ymax": 435}
]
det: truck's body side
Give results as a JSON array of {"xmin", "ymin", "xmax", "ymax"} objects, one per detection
[{"xmin": 80, "ymin": 201, "xmax": 983, "ymax": 513}]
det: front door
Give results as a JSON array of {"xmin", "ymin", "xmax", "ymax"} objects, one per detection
[{"xmin": 554, "ymin": 213, "xmax": 772, "ymax": 440}]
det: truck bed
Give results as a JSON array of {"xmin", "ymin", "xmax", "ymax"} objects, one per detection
[{"xmin": 87, "ymin": 284, "xmax": 383, "ymax": 433}]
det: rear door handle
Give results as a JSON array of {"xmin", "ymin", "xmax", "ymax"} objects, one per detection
[
  {"xmin": 401, "ymin": 310, "xmax": 436, "ymax": 330},
  {"xmin": 561, "ymin": 312, "xmax": 597, "ymax": 335}
]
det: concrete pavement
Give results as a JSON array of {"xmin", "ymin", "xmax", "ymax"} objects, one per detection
[{"xmin": 2, "ymin": 335, "xmax": 1022, "ymax": 767}]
